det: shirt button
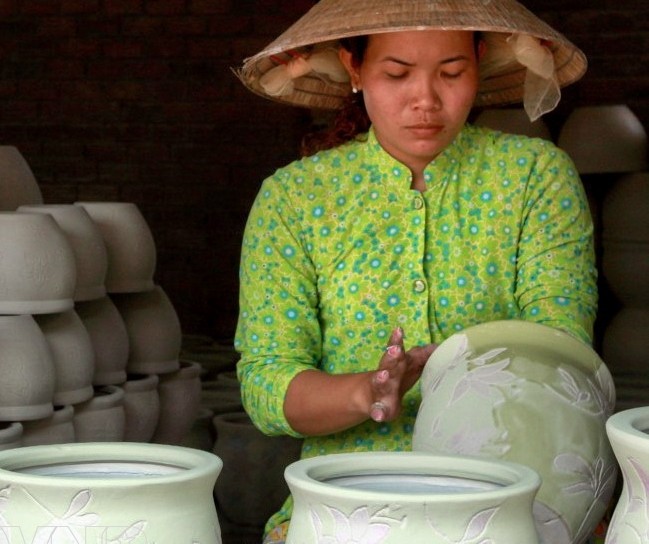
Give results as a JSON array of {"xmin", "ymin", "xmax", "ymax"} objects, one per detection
[
  {"xmin": 413, "ymin": 196, "xmax": 424, "ymax": 210},
  {"xmin": 413, "ymin": 279, "xmax": 426, "ymax": 293}
]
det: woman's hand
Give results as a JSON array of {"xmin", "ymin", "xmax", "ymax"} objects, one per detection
[
  {"xmin": 368, "ymin": 327, "xmax": 436, "ymax": 423},
  {"xmin": 283, "ymin": 327, "xmax": 436, "ymax": 435}
]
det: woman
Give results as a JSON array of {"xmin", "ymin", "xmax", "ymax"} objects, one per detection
[{"xmin": 234, "ymin": 1, "xmax": 596, "ymax": 542}]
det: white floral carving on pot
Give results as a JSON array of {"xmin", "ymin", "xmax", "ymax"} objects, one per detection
[
  {"xmin": 285, "ymin": 451, "xmax": 541, "ymax": 544},
  {"xmin": 412, "ymin": 320, "xmax": 617, "ymax": 544},
  {"xmin": 0, "ymin": 442, "xmax": 222, "ymax": 543},
  {"xmin": 605, "ymin": 406, "xmax": 649, "ymax": 544}
]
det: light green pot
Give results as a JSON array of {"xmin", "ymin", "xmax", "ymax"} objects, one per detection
[
  {"xmin": 0, "ymin": 442, "xmax": 222, "ymax": 543},
  {"xmin": 605, "ymin": 406, "xmax": 649, "ymax": 544},
  {"xmin": 413, "ymin": 320, "xmax": 617, "ymax": 544},
  {"xmin": 285, "ymin": 451, "xmax": 541, "ymax": 544}
]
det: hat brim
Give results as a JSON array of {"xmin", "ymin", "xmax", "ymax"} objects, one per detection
[{"xmin": 236, "ymin": 0, "xmax": 587, "ymax": 110}]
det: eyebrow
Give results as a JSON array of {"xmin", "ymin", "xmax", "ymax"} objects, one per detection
[{"xmin": 380, "ymin": 55, "xmax": 471, "ymax": 66}]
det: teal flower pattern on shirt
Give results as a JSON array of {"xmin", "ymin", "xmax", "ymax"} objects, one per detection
[{"xmin": 235, "ymin": 124, "xmax": 597, "ymax": 535}]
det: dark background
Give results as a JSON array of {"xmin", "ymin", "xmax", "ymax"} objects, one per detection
[{"xmin": 0, "ymin": 0, "xmax": 646, "ymax": 340}]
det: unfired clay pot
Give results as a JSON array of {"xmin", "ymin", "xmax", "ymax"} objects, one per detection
[
  {"xmin": 0, "ymin": 315, "xmax": 55, "ymax": 422},
  {"xmin": 75, "ymin": 201, "xmax": 157, "ymax": 293},
  {"xmin": 35, "ymin": 309, "xmax": 95, "ymax": 406},
  {"xmin": 21, "ymin": 404, "xmax": 76, "ymax": 446},
  {"xmin": 18, "ymin": 204, "xmax": 108, "ymax": 302},
  {"xmin": 602, "ymin": 307, "xmax": 649, "ymax": 381},
  {"xmin": 212, "ymin": 411, "xmax": 303, "ymax": 528},
  {"xmin": 182, "ymin": 342, "xmax": 239, "ymax": 380},
  {"xmin": 152, "ymin": 361, "xmax": 202, "ymax": 445},
  {"xmin": 180, "ymin": 407, "xmax": 216, "ymax": 452},
  {"xmin": 602, "ymin": 172, "xmax": 649, "ymax": 242},
  {"xmin": 558, "ymin": 105, "xmax": 648, "ymax": 174},
  {"xmin": 474, "ymin": 107, "xmax": 553, "ymax": 140},
  {"xmin": 0, "ymin": 442, "xmax": 223, "ymax": 543},
  {"xmin": 111, "ymin": 286, "xmax": 182, "ymax": 375},
  {"xmin": 0, "ymin": 422, "xmax": 22, "ymax": 451},
  {"xmin": 73, "ymin": 385, "xmax": 126, "ymax": 442},
  {"xmin": 122, "ymin": 374, "xmax": 160, "ymax": 443},
  {"xmin": 75, "ymin": 296, "xmax": 130, "ymax": 386},
  {"xmin": 601, "ymin": 172, "xmax": 649, "ymax": 307},
  {"xmin": 0, "ymin": 212, "xmax": 76, "ymax": 314},
  {"xmin": 0, "ymin": 145, "xmax": 43, "ymax": 211}
]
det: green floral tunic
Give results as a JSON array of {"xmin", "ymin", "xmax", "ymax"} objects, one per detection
[{"xmin": 235, "ymin": 124, "xmax": 597, "ymax": 534}]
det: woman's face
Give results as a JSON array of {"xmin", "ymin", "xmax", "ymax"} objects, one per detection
[{"xmin": 340, "ymin": 30, "xmax": 482, "ymax": 174}]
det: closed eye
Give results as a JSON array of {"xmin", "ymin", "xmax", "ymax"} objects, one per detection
[{"xmin": 441, "ymin": 70, "xmax": 464, "ymax": 79}]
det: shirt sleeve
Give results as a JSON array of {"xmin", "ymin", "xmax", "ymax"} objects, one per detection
[
  {"xmin": 235, "ymin": 170, "xmax": 321, "ymax": 437},
  {"xmin": 515, "ymin": 143, "xmax": 598, "ymax": 344}
]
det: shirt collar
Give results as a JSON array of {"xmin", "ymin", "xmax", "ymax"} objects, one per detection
[{"xmin": 359, "ymin": 125, "xmax": 469, "ymax": 190}]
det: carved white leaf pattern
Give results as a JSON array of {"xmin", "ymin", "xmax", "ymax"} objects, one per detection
[
  {"xmin": 0, "ymin": 487, "xmax": 159, "ymax": 544},
  {"xmin": 108, "ymin": 520, "xmax": 148, "ymax": 544},
  {"xmin": 427, "ymin": 506, "xmax": 499, "ymax": 544},
  {"xmin": 424, "ymin": 335, "xmax": 470, "ymax": 395},
  {"xmin": 311, "ymin": 505, "xmax": 391, "ymax": 544},
  {"xmin": 0, "ymin": 487, "xmax": 9, "ymax": 544},
  {"xmin": 460, "ymin": 508, "xmax": 498, "ymax": 541},
  {"xmin": 450, "ymin": 356, "xmax": 515, "ymax": 405}
]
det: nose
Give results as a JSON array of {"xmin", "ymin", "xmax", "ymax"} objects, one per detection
[{"xmin": 412, "ymin": 78, "xmax": 442, "ymax": 112}]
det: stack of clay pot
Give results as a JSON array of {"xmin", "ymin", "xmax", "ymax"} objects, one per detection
[
  {"xmin": 558, "ymin": 104, "xmax": 649, "ymax": 412},
  {"xmin": 179, "ymin": 333, "xmax": 304, "ymax": 539},
  {"xmin": 0, "ymin": 146, "xmax": 201, "ymax": 449}
]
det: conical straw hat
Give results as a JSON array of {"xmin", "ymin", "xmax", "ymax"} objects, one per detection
[{"xmin": 236, "ymin": 0, "xmax": 586, "ymax": 112}]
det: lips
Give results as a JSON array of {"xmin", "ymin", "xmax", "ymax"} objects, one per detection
[{"xmin": 406, "ymin": 124, "xmax": 444, "ymax": 136}]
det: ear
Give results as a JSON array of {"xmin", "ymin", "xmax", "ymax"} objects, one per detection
[
  {"xmin": 477, "ymin": 39, "xmax": 487, "ymax": 62},
  {"xmin": 338, "ymin": 47, "xmax": 361, "ymax": 90}
]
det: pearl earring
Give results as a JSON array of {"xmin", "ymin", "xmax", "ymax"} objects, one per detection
[{"xmin": 352, "ymin": 86, "xmax": 359, "ymax": 94}]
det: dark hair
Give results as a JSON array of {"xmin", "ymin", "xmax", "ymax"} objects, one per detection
[
  {"xmin": 300, "ymin": 36, "xmax": 370, "ymax": 157},
  {"xmin": 300, "ymin": 32, "xmax": 483, "ymax": 157}
]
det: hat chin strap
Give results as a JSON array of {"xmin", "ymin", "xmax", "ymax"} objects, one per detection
[
  {"xmin": 511, "ymin": 34, "xmax": 561, "ymax": 121},
  {"xmin": 481, "ymin": 33, "xmax": 560, "ymax": 121}
]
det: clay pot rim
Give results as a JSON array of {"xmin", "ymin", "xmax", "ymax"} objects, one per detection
[
  {"xmin": 0, "ymin": 442, "xmax": 222, "ymax": 487},
  {"xmin": 122, "ymin": 374, "xmax": 160, "ymax": 392},
  {"xmin": 607, "ymin": 407, "xmax": 649, "ymax": 446},
  {"xmin": 285, "ymin": 451, "xmax": 540, "ymax": 504}
]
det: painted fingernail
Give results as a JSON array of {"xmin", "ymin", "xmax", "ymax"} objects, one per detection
[
  {"xmin": 386, "ymin": 345, "xmax": 400, "ymax": 357},
  {"xmin": 370, "ymin": 401, "xmax": 386, "ymax": 422},
  {"xmin": 376, "ymin": 370, "xmax": 389, "ymax": 383}
]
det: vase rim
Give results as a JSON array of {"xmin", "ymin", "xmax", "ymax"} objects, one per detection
[
  {"xmin": 286, "ymin": 451, "xmax": 540, "ymax": 504},
  {"xmin": 0, "ymin": 442, "xmax": 222, "ymax": 487},
  {"xmin": 607, "ymin": 406, "xmax": 649, "ymax": 442}
]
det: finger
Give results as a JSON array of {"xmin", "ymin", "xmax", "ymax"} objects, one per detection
[
  {"xmin": 388, "ymin": 326, "xmax": 404, "ymax": 347},
  {"xmin": 407, "ymin": 343, "xmax": 437, "ymax": 368},
  {"xmin": 373, "ymin": 369, "xmax": 390, "ymax": 385},
  {"xmin": 384, "ymin": 344, "xmax": 401, "ymax": 358},
  {"xmin": 370, "ymin": 401, "xmax": 387, "ymax": 422}
]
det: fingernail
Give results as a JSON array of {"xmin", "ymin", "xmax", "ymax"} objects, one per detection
[
  {"xmin": 386, "ymin": 345, "xmax": 400, "ymax": 357},
  {"xmin": 376, "ymin": 370, "xmax": 389, "ymax": 383},
  {"xmin": 370, "ymin": 402, "xmax": 385, "ymax": 422}
]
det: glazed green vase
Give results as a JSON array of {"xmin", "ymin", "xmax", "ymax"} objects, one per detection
[
  {"xmin": 285, "ymin": 451, "xmax": 541, "ymax": 544},
  {"xmin": 0, "ymin": 442, "xmax": 222, "ymax": 543},
  {"xmin": 413, "ymin": 320, "xmax": 617, "ymax": 544}
]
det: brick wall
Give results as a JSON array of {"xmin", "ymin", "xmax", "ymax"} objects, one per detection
[{"xmin": 0, "ymin": 0, "xmax": 646, "ymax": 338}]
